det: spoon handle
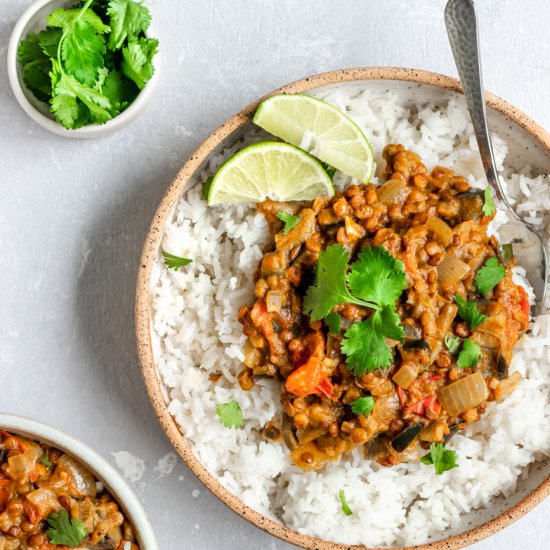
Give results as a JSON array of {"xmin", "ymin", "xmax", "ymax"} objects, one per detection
[
  {"xmin": 444, "ymin": 0, "xmax": 506, "ymax": 203},
  {"xmin": 445, "ymin": 0, "xmax": 548, "ymax": 313}
]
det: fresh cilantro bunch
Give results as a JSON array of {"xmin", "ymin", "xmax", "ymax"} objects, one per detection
[
  {"xmin": 17, "ymin": 0, "xmax": 159, "ymax": 130},
  {"xmin": 303, "ymin": 244, "xmax": 407, "ymax": 376}
]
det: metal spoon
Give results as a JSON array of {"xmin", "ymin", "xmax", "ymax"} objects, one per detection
[{"xmin": 445, "ymin": 0, "xmax": 548, "ymax": 315}]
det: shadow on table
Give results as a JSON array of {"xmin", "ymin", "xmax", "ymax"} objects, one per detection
[{"xmin": 74, "ymin": 145, "xmax": 183, "ymax": 448}]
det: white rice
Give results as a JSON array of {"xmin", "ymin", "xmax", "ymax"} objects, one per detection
[{"xmin": 150, "ymin": 87, "xmax": 550, "ymax": 547}]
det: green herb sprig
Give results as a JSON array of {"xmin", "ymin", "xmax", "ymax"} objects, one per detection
[
  {"xmin": 420, "ymin": 443, "xmax": 459, "ymax": 475},
  {"xmin": 18, "ymin": 0, "xmax": 158, "ymax": 130},
  {"xmin": 47, "ymin": 510, "xmax": 88, "ymax": 547},
  {"xmin": 304, "ymin": 244, "xmax": 406, "ymax": 376}
]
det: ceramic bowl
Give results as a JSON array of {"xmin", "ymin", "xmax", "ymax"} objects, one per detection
[
  {"xmin": 135, "ymin": 67, "xmax": 550, "ymax": 549},
  {"xmin": 0, "ymin": 413, "xmax": 158, "ymax": 549},
  {"xmin": 7, "ymin": 0, "xmax": 161, "ymax": 139}
]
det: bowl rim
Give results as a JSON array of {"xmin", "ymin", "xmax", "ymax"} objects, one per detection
[
  {"xmin": 0, "ymin": 413, "xmax": 158, "ymax": 550},
  {"xmin": 135, "ymin": 66, "xmax": 550, "ymax": 550},
  {"xmin": 7, "ymin": 0, "xmax": 161, "ymax": 139}
]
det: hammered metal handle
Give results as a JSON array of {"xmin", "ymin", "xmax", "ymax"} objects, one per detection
[{"xmin": 445, "ymin": 0, "xmax": 548, "ymax": 313}]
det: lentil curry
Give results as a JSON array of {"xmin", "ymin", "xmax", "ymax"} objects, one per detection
[
  {"xmin": 0, "ymin": 431, "xmax": 139, "ymax": 549},
  {"xmin": 238, "ymin": 144, "xmax": 530, "ymax": 471}
]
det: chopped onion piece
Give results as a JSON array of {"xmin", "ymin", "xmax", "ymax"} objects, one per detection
[
  {"xmin": 392, "ymin": 363, "xmax": 418, "ymax": 388},
  {"xmin": 55, "ymin": 454, "xmax": 97, "ymax": 497},
  {"xmin": 437, "ymin": 371, "xmax": 488, "ymax": 417},
  {"xmin": 494, "ymin": 371, "xmax": 522, "ymax": 400},
  {"xmin": 266, "ymin": 291, "xmax": 283, "ymax": 312},
  {"xmin": 437, "ymin": 255, "xmax": 470, "ymax": 287},
  {"xmin": 377, "ymin": 179, "xmax": 410, "ymax": 205},
  {"xmin": 427, "ymin": 216, "xmax": 453, "ymax": 247}
]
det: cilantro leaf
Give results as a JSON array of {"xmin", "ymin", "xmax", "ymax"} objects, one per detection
[
  {"xmin": 341, "ymin": 306, "xmax": 403, "ymax": 376},
  {"xmin": 61, "ymin": 20, "xmax": 106, "ymax": 86},
  {"xmin": 17, "ymin": 33, "xmax": 53, "ymax": 102},
  {"xmin": 216, "ymin": 400, "xmax": 243, "ymax": 429},
  {"xmin": 482, "ymin": 187, "xmax": 496, "ymax": 216},
  {"xmin": 444, "ymin": 334, "xmax": 462, "ymax": 355},
  {"xmin": 47, "ymin": 6, "xmax": 110, "ymax": 35},
  {"xmin": 276, "ymin": 211, "xmax": 301, "ymax": 236},
  {"xmin": 325, "ymin": 312, "xmax": 341, "ymax": 334},
  {"xmin": 421, "ymin": 442, "xmax": 459, "ymax": 475},
  {"xmin": 96, "ymin": 69, "xmax": 138, "ymax": 112},
  {"xmin": 321, "ymin": 162, "xmax": 336, "ymax": 180},
  {"xmin": 338, "ymin": 489, "xmax": 353, "ymax": 515},
  {"xmin": 456, "ymin": 338, "xmax": 481, "ymax": 368},
  {"xmin": 38, "ymin": 27, "xmax": 63, "ymax": 58},
  {"xmin": 107, "ymin": 0, "xmax": 152, "ymax": 50},
  {"xmin": 121, "ymin": 37, "xmax": 158, "ymax": 89},
  {"xmin": 50, "ymin": 61, "xmax": 112, "ymax": 128},
  {"xmin": 303, "ymin": 244, "xmax": 366, "ymax": 321},
  {"xmin": 162, "ymin": 250, "xmax": 192, "ymax": 270},
  {"xmin": 350, "ymin": 396, "xmax": 374, "ymax": 416},
  {"xmin": 40, "ymin": 454, "xmax": 53, "ymax": 469},
  {"xmin": 47, "ymin": 510, "xmax": 88, "ymax": 547},
  {"xmin": 474, "ymin": 256, "xmax": 506, "ymax": 296},
  {"xmin": 347, "ymin": 246, "xmax": 406, "ymax": 307},
  {"xmin": 454, "ymin": 295, "xmax": 488, "ymax": 330}
]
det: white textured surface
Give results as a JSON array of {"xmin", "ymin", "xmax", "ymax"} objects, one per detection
[{"xmin": 1, "ymin": 0, "xmax": 549, "ymax": 548}]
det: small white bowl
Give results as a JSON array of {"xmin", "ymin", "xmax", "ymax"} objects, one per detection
[
  {"xmin": 0, "ymin": 413, "xmax": 158, "ymax": 549},
  {"xmin": 7, "ymin": 0, "xmax": 161, "ymax": 138}
]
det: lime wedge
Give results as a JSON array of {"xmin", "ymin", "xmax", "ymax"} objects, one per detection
[
  {"xmin": 207, "ymin": 141, "xmax": 334, "ymax": 205},
  {"xmin": 253, "ymin": 94, "xmax": 374, "ymax": 183}
]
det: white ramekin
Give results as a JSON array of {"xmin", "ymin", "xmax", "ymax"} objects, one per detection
[
  {"xmin": 0, "ymin": 413, "xmax": 158, "ymax": 549},
  {"xmin": 7, "ymin": 0, "xmax": 161, "ymax": 138}
]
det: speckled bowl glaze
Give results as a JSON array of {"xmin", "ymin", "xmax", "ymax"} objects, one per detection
[
  {"xmin": 0, "ymin": 414, "xmax": 158, "ymax": 549},
  {"xmin": 135, "ymin": 67, "xmax": 550, "ymax": 549}
]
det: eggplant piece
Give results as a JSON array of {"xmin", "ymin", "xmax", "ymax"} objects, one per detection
[
  {"xmin": 363, "ymin": 436, "xmax": 388, "ymax": 461},
  {"xmin": 443, "ymin": 421, "xmax": 462, "ymax": 444},
  {"xmin": 390, "ymin": 423, "xmax": 423, "ymax": 452},
  {"xmin": 497, "ymin": 355, "xmax": 509, "ymax": 380},
  {"xmin": 402, "ymin": 338, "xmax": 430, "ymax": 351},
  {"xmin": 403, "ymin": 324, "xmax": 422, "ymax": 340},
  {"xmin": 456, "ymin": 189, "xmax": 484, "ymax": 221},
  {"xmin": 281, "ymin": 414, "xmax": 300, "ymax": 451}
]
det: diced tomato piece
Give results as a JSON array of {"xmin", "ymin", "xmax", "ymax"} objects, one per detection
[
  {"xmin": 250, "ymin": 301, "xmax": 274, "ymax": 338},
  {"xmin": 314, "ymin": 376, "xmax": 334, "ymax": 399},
  {"xmin": 407, "ymin": 394, "xmax": 441, "ymax": 418},
  {"xmin": 285, "ymin": 331, "xmax": 333, "ymax": 398},
  {"xmin": 0, "ymin": 480, "xmax": 10, "ymax": 511},
  {"xmin": 428, "ymin": 374, "xmax": 442, "ymax": 382},
  {"xmin": 23, "ymin": 498, "xmax": 40, "ymax": 524}
]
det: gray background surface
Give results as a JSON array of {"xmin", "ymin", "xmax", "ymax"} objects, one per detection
[{"xmin": 1, "ymin": 0, "xmax": 549, "ymax": 548}]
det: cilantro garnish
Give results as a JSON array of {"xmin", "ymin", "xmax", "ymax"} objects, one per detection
[
  {"xmin": 303, "ymin": 244, "xmax": 376, "ymax": 320},
  {"xmin": 162, "ymin": 250, "xmax": 192, "ymax": 270},
  {"xmin": 216, "ymin": 400, "xmax": 243, "ymax": 429},
  {"xmin": 454, "ymin": 295, "xmax": 488, "ymax": 330},
  {"xmin": 482, "ymin": 187, "xmax": 496, "ymax": 216},
  {"xmin": 321, "ymin": 162, "xmax": 336, "ymax": 180},
  {"xmin": 350, "ymin": 396, "xmax": 374, "ymax": 416},
  {"xmin": 304, "ymin": 244, "xmax": 406, "ymax": 375},
  {"xmin": 444, "ymin": 334, "xmax": 462, "ymax": 355},
  {"xmin": 17, "ymin": 0, "xmax": 158, "ymax": 130},
  {"xmin": 341, "ymin": 306, "xmax": 404, "ymax": 376},
  {"xmin": 338, "ymin": 489, "xmax": 353, "ymax": 515},
  {"xmin": 347, "ymin": 246, "xmax": 407, "ymax": 307},
  {"xmin": 325, "ymin": 312, "xmax": 341, "ymax": 334},
  {"xmin": 456, "ymin": 338, "xmax": 481, "ymax": 368},
  {"xmin": 276, "ymin": 211, "xmax": 301, "ymax": 236},
  {"xmin": 47, "ymin": 510, "xmax": 88, "ymax": 547},
  {"xmin": 474, "ymin": 256, "xmax": 506, "ymax": 296},
  {"xmin": 40, "ymin": 454, "xmax": 53, "ymax": 469},
  {"xmin": 420, "ymin": 442, "xmax": 459, "ymax": 475}
]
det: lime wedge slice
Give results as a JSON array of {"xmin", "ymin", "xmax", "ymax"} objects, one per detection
[
  {"xmin": 253, "ymin": 94, "xmax": 374, "ymax": 183},
  {"xmin": 207, "ymin": 141, "xmax": 334, "ymax": 205}
]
